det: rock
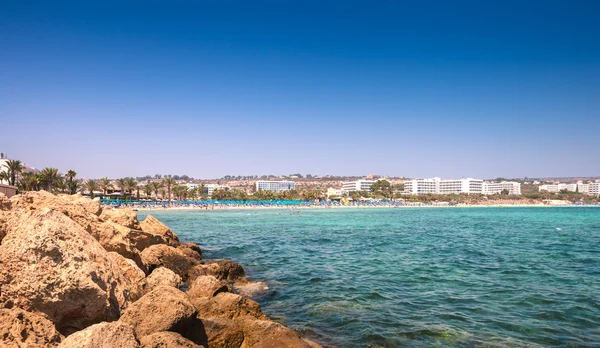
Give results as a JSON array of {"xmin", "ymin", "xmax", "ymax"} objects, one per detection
[
  {"xmin": 0, "ymin": 191, "xmax": 11, "ymax": 210},
  {"xmin": 204, "ymin": 260, "xmax": 246, "ymax": 283},
  {"xmin": 233, "ymin": 281, "xmax": 269, "ymax": 299},
  {"xmin": 199, "ymin": 318, "xmax": 244, "ymax": 348},
  {"xmin": 237, "ymin": 317, "xmax": 317, "ymax": 348},
  {"xmin": 193, "ymin": 293, "xmax": 267, "ymax": 321},
  {"xmin": 141, "ymin": 244, "xmax": 200, "ymax": 279},
  {"xmin": 126, "ymin": 228, "xmax": 173, "ymax": 252},
  {"xmin": 0, "ymin": 208, "xmax": 138, "ymax": 334},
  {"xmin": 187, "ymin": 264, "xmax": 208, "ymax": 284},
  {"xmin": 58, "ymin": 321, "xmax": 139, "ymax": 348},
  {"xmin": 99, "ymin": 206, "xmax": 141, "ymax": 230},
  {"xmin": 178, "ymin": 242, "xmax": 203, "ymax": 260},
  {"xmin": 139, "ymin": 331, "xmax": 204, "ymax": 348},
  {"xmin": 75, "ymin": 196, "xmax": 102, "ymax": 216},
  {"xmin": 140, "ymin": 267, "xmax": 182, "ymax": 294},
  {"xmin": 187, "ymin": 275, "xmax": 231, "ymax": 298},
  {"xmin": 139, "ymin": 215, "xmax": 180, "ymax": 246},
  {"xmin": 120, "ymin": 286, "xmax": 197, "ymax": 339},
  {"xmin": 95, "ymin": 221, "xmax": 147, "ymax": 272},
  {"xmin": 0, "ymin": 308, "xmax": 64, "ymax": 347},
  {"xmin": 108, "ymin": 252, "xmax": 146, "ymax": 284}
]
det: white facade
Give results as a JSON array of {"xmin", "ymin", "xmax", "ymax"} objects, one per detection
[
  {"xmin": 588, "ymin": 183, "xmax": 600, "ymax": 196},
  {"xmin": 255, "ymin": 180, "xmax": 295, "ymax": 193},
  {"xmin": 404, "ymin": 178, "xmax": 489, "ymax": 195},
  {"xmin": 483, "ymin": 181, "xmax": 522, "ymax": 195},
  {"xmin": 539, "ymin": 183, "xmax": 577, "ymax": 193},
  {"xmin": 342, "ymin": 180, "xmax": 377, "ymax": 192}
]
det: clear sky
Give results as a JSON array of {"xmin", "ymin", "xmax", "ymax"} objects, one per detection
[{"xmin": 1, "ymin": 1, "xmax": 599, "ymax": 179}]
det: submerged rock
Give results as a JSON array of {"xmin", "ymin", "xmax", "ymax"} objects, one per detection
[
  {"xmin": 0, "ymin": 208, "xmax": 138, "ymax": 334},
  {"xmin": 57, "ymin": 321, "xmax": 139, "ymax": 348},
  {"xmin": 0, "ymin": 308, "xmax": 63, "ymax": 348}
]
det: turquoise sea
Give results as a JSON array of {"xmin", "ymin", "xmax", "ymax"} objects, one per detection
[{"xmin": 138, "ymin": 207, "xmax": 600, "ymax": 347}]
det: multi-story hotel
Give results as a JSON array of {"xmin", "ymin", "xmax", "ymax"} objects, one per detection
[
  {"xmin": 255, "ymin": 180, "xmax": 296, "ymax": 193},
  {"xmin": 539, "ymin": 183, "xmax": 577, "ymax": 193},
  {"xmin": 589, "ymin": 183, "xmax": 600, "ymax": 196},
  {"xmin": 404, "ymin": 177, "xmax": 521, "ymax": 195},
  {"xmin": 342, "ymin": 179, "xmax": 377, "ymax": 192}
]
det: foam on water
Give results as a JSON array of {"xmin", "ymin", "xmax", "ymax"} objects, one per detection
[{"xmin": 138, "ymin": 207, "xmax": 600, "ymax": 347}]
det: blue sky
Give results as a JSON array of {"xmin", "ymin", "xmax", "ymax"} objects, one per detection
[{"xmin": 1, "ymin": 1, "xmax": 599, "ymax": 179}]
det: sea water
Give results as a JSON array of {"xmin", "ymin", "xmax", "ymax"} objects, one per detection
[{"xmin": 138, "ymin": 207, "xmax": 600, "ymax": 347}]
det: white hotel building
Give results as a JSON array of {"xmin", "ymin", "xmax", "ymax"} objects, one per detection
[
  {"xmin": 255, "ymin": 180, "xmax": 296, "ymax": 193},
  {"xmin": 404, "ymin": 177, "xmax": 521, "ymax": 195},
  {"xmin": 342, "ymin": 179, "xmax": 377, "ymax": 192},
  {"xmin": 539, "ymin": 183, "xmax": 578, "ymax": 193}
]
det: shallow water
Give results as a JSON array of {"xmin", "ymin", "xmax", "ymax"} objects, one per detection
[{"xmin": 138, "ymin": 207, "xmax": 600, "ymax": 347}]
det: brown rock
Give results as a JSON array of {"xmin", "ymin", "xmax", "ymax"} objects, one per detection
[
  {"xmin": 187, "ymin": 264, "xmax": 208, "ymax": 284},
  {"xmin": 204, "ymin": 260, "xmax": 246, "ymax": 283},
  {"xmin": 139, "ymin": 215, "xmax": 180, "ymax": 246},
  {"xmin": 100, "ymin": 206, "xmax": 141, "ymax": 230},
  {"xmin": 199, "ymin": 318, "xmax": 244, "ymax": 348},
  {"xmin": 178, "ymin": 242, "xmax": 203, "ymax": 260},
  {"xmin": 95, "ymin": 221, "xmax": 147, "ymax": 272},
  {"xmin": 0, "ymin": 191, "xmax": 11, "ymax": 210},
  {"xmin": 0, "ymin": 308, "xmax": 63, "ymax": 348},
  {"xmin": 237, "ymin": 317, "xmax": 317, "ymax": 348},
  {"xmin": 108, "ymin": 251, "xmax": 146, "ymax": 283},
  {"xmin": 58, "ymin": 321, "xmax": 139, "ymax": 348},
  {"xmin": 75, "ymin": 196, "xmax": 102, "ymax": 216},
  {"xmin": 233, "ymin": 281, "xmax": 269, "ymax": 299},
  {"xmin": 0, "ymin": 208, "xmax": 138, "ymax": 334},
  {"xmin": 120, "ymin": 286, "xmax": 197, "ymax": 339},
  {"xmin": 188, "ymin": 275, "xmax": 232, "ymax": 299},
  {"xmin": 141, "ymin": 244, "xmax": 200, "ymax": 279},
  {"xmin": 140, "ymin": 331, "xmax": 204, "ymax": 348},
  {"xmin": 140, "ymin": 267, "xmax": 182, "ymax": 294},
  {"xmin": 193, "ymin": 293, "xmax": 267, "ymax": 321}
]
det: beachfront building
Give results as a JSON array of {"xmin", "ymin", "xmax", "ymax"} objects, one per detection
[
  {"xmin": 589, "ymin": 183, "xmax": 600, "ymax": 196},
  {"xmin": 483, "ymin": 181, "xmax": 522, "ymax": 195},
  {"xmin": 326, "ymin": 187, "xmax": 349, "ymax": 197},
  {"xmin": 539, "ymin": 183, "xmax": 577, "ymax": 193},
  {"xmin": 404, "ymin": 177, "xmax": 486, "ymax": 195},
  {"xmin": 342, "ymin": 179, "xmax": 377, "ymax": 192},
  {"xmin": 255, "ymin": 180, "xmax": 296, "ymax": 193}
]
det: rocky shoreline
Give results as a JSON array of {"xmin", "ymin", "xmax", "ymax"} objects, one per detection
[{"xmin": 0, "ymin": 191, "xmax": 322, "ymax": 348}]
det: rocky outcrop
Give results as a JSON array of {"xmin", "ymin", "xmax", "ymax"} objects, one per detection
[
  {"xmin": 199, "ymin": 318, "xmax": 245, "ymax": 348},
  {"xmin": 192, "ymin": 293, "xmax": 267, "ymax": 321},
  {"xmin": 140, "ymin": 214, "xmax": 180, "ymax": 246},
  {"xmin": 139, "ymin": 267, "xmax": 182, "ymax": 293},
  {"xmin": 99, "ymin": 206, "xmax": 141, "ymax": 230},
  {"xmin": 0, "ymin": 192, "xmax": 11, "ymax": 210},
  {"xmin": 237, "ymin": 317, "xmax": 315, "ymax": 348},
  {"xmin": 203, "ymin": 260, "xmax": 246, "ymax": 283},
  {"xmin": 120, "ymin": 286, "xmax": 197, "ymax": 340},
  {"xmin": 140, "ymin": 331, "xmax": 204, "ymax": 348},
  {"xmin": 141, "ymin": 244, "xmax": 200, "ymax": 279},
  {"xmin": 57, "ymin": 321, "xmax": 139, "ymax": 348},
  {"xmin": 188, "ymin": 275, "xmax": 232, "ymax": 298},
  {"xmin": 0, "ymin": 208, "xmax": 138, "ymax": 334},
  {"xmin": 0, "ymin": 308, "xmax": 63, "ymax": 347}
]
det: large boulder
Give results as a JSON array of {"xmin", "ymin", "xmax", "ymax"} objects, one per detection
[
  {"xmin": 141, "ymin": 244, "xmax": 200, "ymax": 279},
  {"xmin": 94, "ymin": 221, "xmax": 146, "ymax": 272},
  {"xmin": 0, "ymin": 191, "xmax": 11, "ymax": 210},
  {"xmin": 140, "ymin": 331, "xmax": 204, "ymax": 348},
  {"xmin": 139, "ymin": 267, "xmax": 182, "ymax": 294},
  {"xmin": 139, "ymin": 215, "xmax": 180, "ymax": 246},
  {"xmin": 0, "ymin": 308, "xmax": 64, "ymax": 347},
  {"xmin": 193, "ymin": 293, "xmax": 267, "ymax": 321},
  {"xmin": 237, "ymin": 317, "xmax": 318, "ymax": 348},
  {"xmin": 75, "ymin": 197, "xmax": 102, "ymax": 216},
  {"xmin": 177, "ymin": 242, "xmax": 203, "ymax": 261},
  {"xmin": 187, "ymin": 275, "xmax": 231, "ymax": 299},
  {"xmin": 58, "ymin": 321, "xmax": 139, "ymax": 348},
  {"xmin": 120, "ymin": 286, "xmax": 197, "ymax": 339},
  {"xmin": 199, "ymin": 318, "xmax": 245, "ymax": 348},
  {"xmin": 233, "ymin": 281, "xmax": 269, "ymax": 299},
  {"xmin": 203, "ymin": 260, "xmax": 246, "ymax": 283},
  {"xmin": 99, "ymin": 206, "xmax": 141, "ymax": 230},
  {"xmin": 0, "ymin": 208, "xmax": 138, "ymax": 334}
]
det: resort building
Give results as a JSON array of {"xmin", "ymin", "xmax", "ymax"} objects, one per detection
[
  {"xmin": 589, "ymin": 183, "xmax": 600, "ymax": 196},
  {"xmin": 539, "ymin": 183, "xmax": 577, "ymax": 193},
  {"xmin": 404, "ymin": 177, "xmax": 486, "ymax": 195},
  {"xmin": 255, "ymin": 180, "xmax": 296, "ymax": 193},
  {"xmin": 483, "ymin": 181, "xmax": 522, "ymax": 195},
  {"xmin": 342, "ymin": 179, "xmax": 377, "ymax": 192}
]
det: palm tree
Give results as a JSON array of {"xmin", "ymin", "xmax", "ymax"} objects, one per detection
[
  {"xmin": 125, "ymin": 178, "xmax": 137, "ymax": 197},
  {"xmin": 85, "ymin": 179, "xmax": 98, "ymax": 198},
  {"xmin": 65, "ymin": 170, "xmax": 77, "ymax": 194},
  {"xmin": 116, "ymin": 178, "xmax": 127, "ymax": 197},
  {"xmin": 0, "ymin": 171, "xmax": 10, "ymax": 185},
  {"xmin": 39, "ymin": 167, "xmax": 60, "ymax": 192},
  {"xmin": 144, "ymin": 183, "xmax": 153, "ymax": 199},
  {"xmin": 4, "ymin": 160, "xmax": 24, "ymax": 186},
  {"xmin": 152, "ymin": 181, "xmax": 164, "ymax": 200},
  {"xmin": 55, "ymin": 177, "xmax": 68, "ymax": 193},
  {"xmin": 100, "ymin": 177, "xmax": 113, "ymax": 196},
  {"xmin": 163, "ymin": 177, "xmax": 175, "ymax": 202},
  {"xmin": 18, "ymin": 172, "xmax": 38, "ymax": 191}
]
